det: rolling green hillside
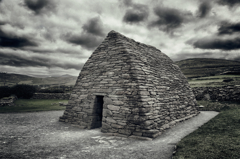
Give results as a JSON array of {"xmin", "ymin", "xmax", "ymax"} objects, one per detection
[
  {"xmin": 175, "ymin": 58, "xmax": 240, "ymax": 78},
  {"xmin": 1, "ymin": 58, "xmax": 239, "ymax": 88},
  {"xmin": 0, "ymin": 73, "xmax": 77, "ymax": 87},
  {"xmin": 175, "ymin": 58, "xmax": 240, "ymax": 87}
]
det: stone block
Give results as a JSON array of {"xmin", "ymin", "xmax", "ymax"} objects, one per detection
[
  {"xmin": 117, "ymin": 121, "xmax": 127, "ymax": 125},
  {"xmin": 142, "ymin": 120, "xmax": 154, "ymax": 126},
  {"xmin": 112, "ymin": 117, "xmax": 123, "ymax": 120},
  {"xmin": 118, "ymin": 129, "xmax": 132, "ymax": 136},
  {"xmin": 113, "ymin": 113, "xmax": 125, "ymax": 118},
  {"xmin": 82, "ymin": 108, "xmax": 93, "ymax": 114},
  {"xmin": 132, "ymin": 131, "xmax": 143, "ymax": 136},
  {"xmin": 165, "ymin": 116, "xmax": 170, "ymax": 120},
  {"xmin": 139, "ymin": 107, "xmax": 151, "ymax": 113},
  {"xmin": 115, "ymin": 91, "xmax": 125, "ymax": 95},
  {"xmin": 102, "ymin": 122, "xmax": 112, "ymax": 130},
  {"xmin": 107, "ymin": 105, "xmax": 120, "ymax": 111},
  {"xmin": 111, "ymin": 123, "xmax": 124, "ymax": 129},
  {"xmin": 161, "ymin": 124, "xmax": 169, "ymax": 130},
  {"xmin": 143, "ymin": 129, "xmax": 159, "ymax": 134},
  {"xmin": 113, "ymin": 101, "xmax": 124, "ymax": 105},
  {"xmin": 105, "ymin": 117, "xmax": 117, "ymax": 123},
  {"xmin": 102, "ymin": 109, "xmax": 113, "ymax": 117},
  {"xmin": 71, "ymin": 94, "xmax": 78, "ymax": 99},
  {"xmin": 139, "ymin": 91, "xmax": 150, "ymax": 95},
  {"xmin": 107, "ymin": 128, "xmax": 118, "ymax": 133}
]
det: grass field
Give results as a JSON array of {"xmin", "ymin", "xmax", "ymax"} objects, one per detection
[
  {"xmin": 0, "ymin": 99, "xmax": 68, "ymax": 113},
  {"xmin": 175, "ymin": 58, "xmax": 240, "ymax": 79},
  {"xmin": 173, "ymin": 101, "xmax": 240, "ymax": 159},
  {"xmin": 188, "ymin": 75, "xmax": 240, "ymax": 87}
]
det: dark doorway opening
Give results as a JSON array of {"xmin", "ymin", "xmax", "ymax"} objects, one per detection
[{"xmin": 92, "ymin": 95, "xmax": 104, "ymax": 128}]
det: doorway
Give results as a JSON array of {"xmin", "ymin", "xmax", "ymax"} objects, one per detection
[{"xmin": 92, "ymin": 95, "xmax": 104, "ymax": 128}]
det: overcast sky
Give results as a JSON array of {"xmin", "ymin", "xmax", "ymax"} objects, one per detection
[{"xmin": 0, "ymin": 0, "xmax": 240, "ymax": 77}]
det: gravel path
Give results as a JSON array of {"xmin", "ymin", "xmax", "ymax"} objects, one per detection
[{"xmin": 0, "ymin": 111, "xmax": 218, "ymax": 159}]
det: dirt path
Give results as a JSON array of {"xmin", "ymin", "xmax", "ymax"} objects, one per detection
[{"xmin": 0, "ymin": 111, "xmax": 218, "ymax": 159}]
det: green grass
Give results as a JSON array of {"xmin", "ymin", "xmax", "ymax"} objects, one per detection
[
  {"xmin": 189, "ymin": 79, "xmax": 223, "ymax": 84},
  {"xmin": 18, "ymin": 80, "xmax": 33, "ymax": 84},
  {"xmin": 196, "ymin": 75, "xmax": 240, "ymax": 79},
  {"xmin": 0, "ymin": 99, "xmax": 68, "ymax": 113},
  {"xmin": 188, "ymin": 75, "xmax": 240, "ymax": 87},
  {"xmin": 175, "ymin": 58, "xmax": 240, "ymax": 79},
  {"xmin": 173, "ymin": 101, "xmax": 240, "ymax": 159}
]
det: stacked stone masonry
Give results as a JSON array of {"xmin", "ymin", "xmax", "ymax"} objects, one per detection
[
  {"xmin": 59, "ymin": 30, "xmax": 199, "ymax": 139},
  {"xmin": 0, "ymin": 95, "xmax": 17, "ymax": 107},
  {"xmin": 193, "ymin": 86, "xmax": 240, "ymax": 101}
]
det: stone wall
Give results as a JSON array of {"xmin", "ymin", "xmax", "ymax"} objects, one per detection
[
  {"xmin": 192, "ymin": 86, "xmax": 240, "ymax": 101},
  {"xmin": 31, "ymin": 93, "xmax": 70, "ymax": 100},
  {"xmin": 0, "ymin": 95, "xmax": 17, "ymax": 107}
]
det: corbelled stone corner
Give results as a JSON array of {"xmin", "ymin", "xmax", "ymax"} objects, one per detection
[{"xmin": 59, "ymin": 30, "xmax": 199, "ymax": 139}]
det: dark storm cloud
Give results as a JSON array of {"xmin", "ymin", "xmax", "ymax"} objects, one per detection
[
  {"xmin": 0, "ymin": 51, "xmax": 82, "ymax": 70},
  {"xmin": 122, "ymin": 0, "xmax": 133, "ymax": 6},
  {"xmin": 26, "ymin": 47, "xmax": 87, "ymax": 56},
  {"xmin": 218, "ymin": 21, "xmax": 240, "ymax": 35},
  {"xmin": 149, "ymin": 6, "xmax": 193, "ymax": 32},
  {"xmin": 120, "ymin": 0, "xmax": 149, "ymax": 24},
  {"xmin": 197, "ymin": 1, "xmax": 212, "ymax": 18},
  {"xmin": 217, "ymin": 0, "xmax": 240, "ymax": 7},
  {"xmin": 64, "ymin": 16, "xmax": 106, "ymax": 49},
  {"xmin": 64, "ymin": 32, "xmax": 103, "ymax": 50},
  {"xmin": 0, "ymin": 21, "xmax": 5, "ymax": 25},
  {"xmin": 0, "ymin": 29, "xmax": 38, "ymax": 48},
  {"xmin": 82, "ymin": 17, "xmax": 105, "ymax": 37},
  {"xmin": 193, "ymin": 37, "xmax": 240, "ymax": 50},
  {"xmin": 24, "ymin": 0, "xmax": 56, "ymax": 15},
  {"xmin": 0, "ymin": 52, "xmax": 48, "ymax": 67},
  {"xmin": 123, "ymin": 5, "xmax": 149, "ymax": 24}
]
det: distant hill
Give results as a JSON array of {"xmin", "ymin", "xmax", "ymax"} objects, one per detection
[
  {"xmin": 2, "ymin": 58, "xmax": 240, "ymax": 86},
  {"xmin": 0, "ymin": 73, "xmax": 35, "ymax": 86},
  {"xmin": 60, "ymin": 74, "xmax": 76, "ymax": 77},
  {"xmin": 0, "ymin": 73, "xmax": 78, "ymax": 86},
  {"xmin": 175, "ymin": 58, "xmax": 240, "ymax": 78}
]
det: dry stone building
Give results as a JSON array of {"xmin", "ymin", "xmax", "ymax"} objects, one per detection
[{"xmin": 59, "ymin": 30, "xmax": 199, "ymax": 139}]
